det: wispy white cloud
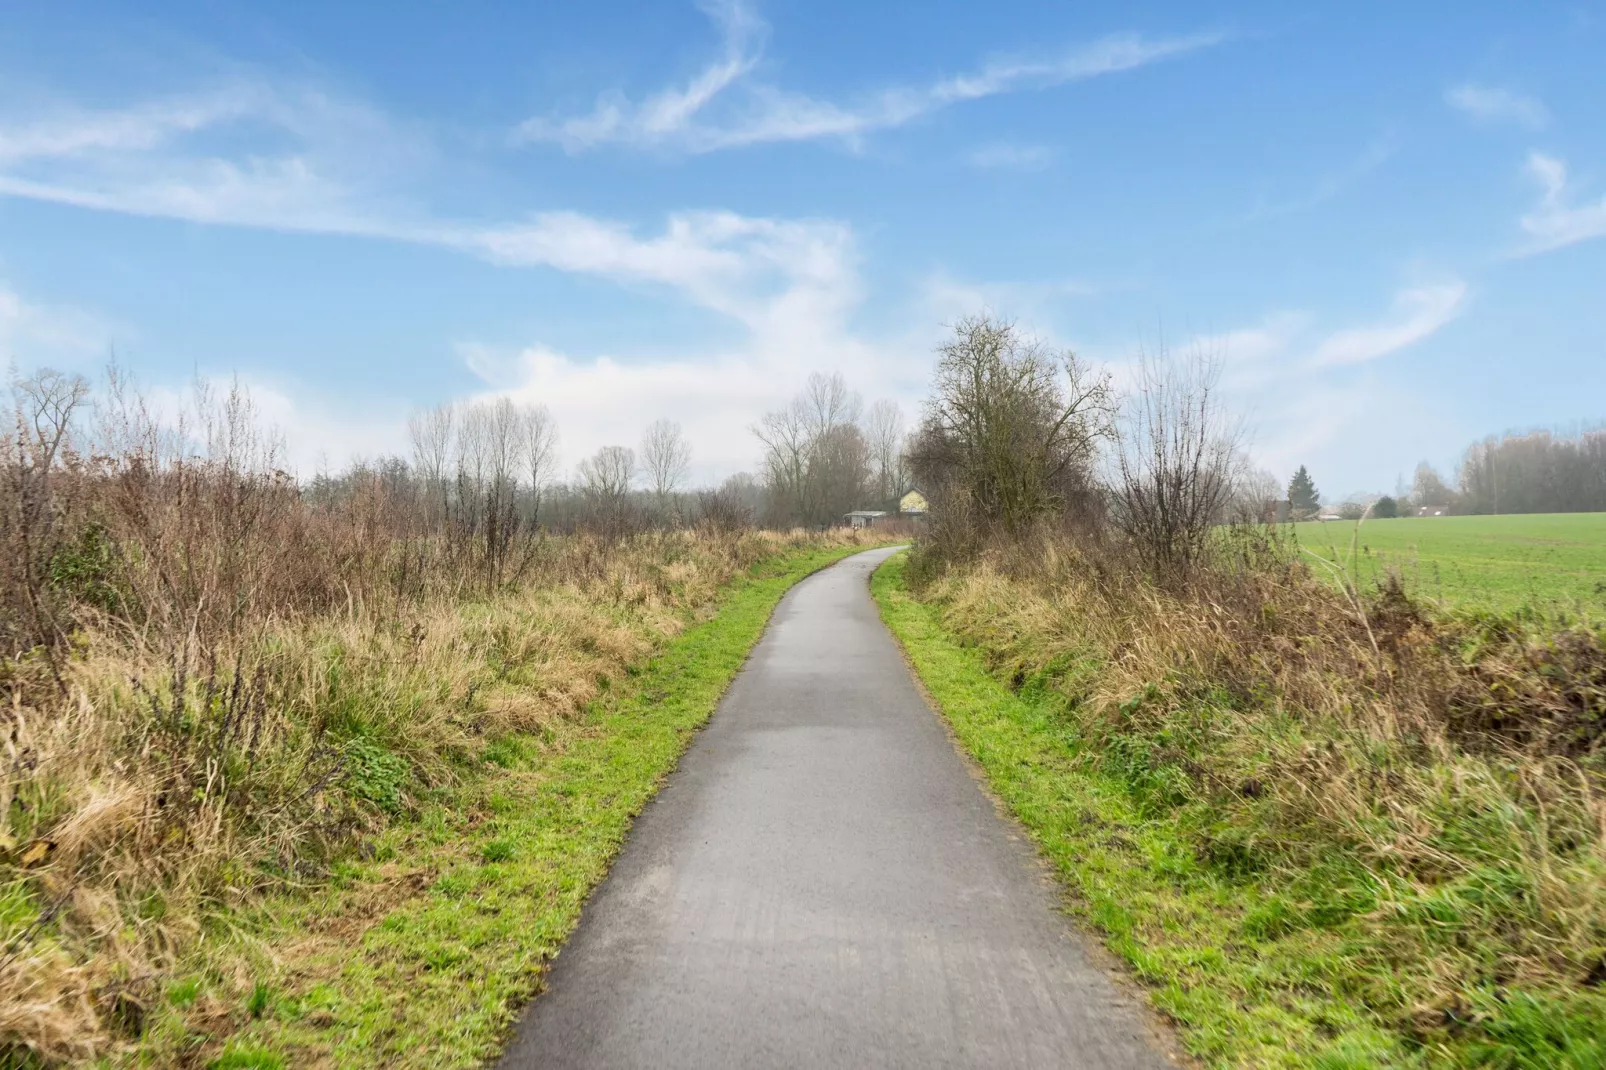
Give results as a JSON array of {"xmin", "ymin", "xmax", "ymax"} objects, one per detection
[
  {"xmin": 516, "ymin": 3, "xmax": 1222, "ymax": 153},
  {"xmin": 0, "ymin": 82, "xmax": 866, "ymax": 343},
  {"xmin": 0, "ymin": 281, "xmax": 121, "ymax": 364},
  {"xmin": 1126, "ymin": 283, "xmax": 1462, "ymax": 392},
  {"xmin": 1241, "ymin": 135, "xmax": 1396, "ymax": 222},
  {"xmin": 0, "ymin": 93, "xmax": 255, "ymax": 166},
  {"xmin": 522, "ymin": 1, "xmax": 766, "ymax": 152},
  {"xmin": 1308, "ymin": 282, "xmax": 1466, "ymax": 367},
  {"xmin": 967, "ymin": 142, "xmax": 1055, "ymax": 170},
  {"xmin": 457, "ymin": 343, "xmax": 784, "ymax": 481},
  {"xmin": 452, "ymin": 281, "xmax": 932, "ymax": 483},
  {"xmin": 0, "ymin": 82, "xmax": 430, "ymax": 238},
  {"xmin": 1248, "ymin": 376, "xmax": 1451, "ymax": 491},
  {"xmin": 1180, "ymin": 311, "xmax": 1311, "ymax": 389},
  {"xmin": 452, "ymin": 210, "xmax": 858, "ymax": 332},
  {"xmin": 919, "ymin": 271, "xmax": 1099, "ymax": 350},
  {"xmin": 0, "ymin": 76, "xmax": 912, "ymax": 479},
  {"xmin": 1156, "ymin": 285, "xmax": 1467, "ymax": 483},
  {"xmin": 1518, "ymin": 152, "xmax": 1606, "ymax": 253},
  {"xmin": 1445, "ymin": 83, "xmax": 1549, "ymax": 129}
]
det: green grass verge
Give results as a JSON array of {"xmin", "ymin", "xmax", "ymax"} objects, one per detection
[
  {"xmin": 135, "ymin": 543, "xmax": 863, "ymax": 1069},
  {"xmin": 872, "ymin": 552, "xmax": 1604, "ymax": 1070}
]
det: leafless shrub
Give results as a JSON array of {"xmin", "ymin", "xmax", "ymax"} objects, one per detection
[
  {"xmin": 918, "ymin": 531, "xmax": 1606, "ymax": 1053},
  {"xmin": 1109, "ymin": 347, "xmax": 1241, "ymax": 580},
  {"xmin": 698, "ymin": 472, "xmax": 764, "ymax": 534},
  {"xmin": 696, "ymin": 484, "xmax": 752, "ymax": 533}
]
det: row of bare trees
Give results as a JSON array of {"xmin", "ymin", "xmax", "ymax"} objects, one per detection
[
  {"xmin": 1458, "ymin": 428, "xmax": 1606, "ymax": 515},
  {"xmin": 1332, "ymin": 429, "xmax": 1606, "ymax": 519},
  {"xmin": 405, "ymin": 398, "xmax": 559, "ymax": 583},
  {"xmin": 753, "ymin": 373, "xmax": 911, "ymax": 528},
  {"xmin": 405, "ymin": 400, "xmax": 707, "ymax": 543}
]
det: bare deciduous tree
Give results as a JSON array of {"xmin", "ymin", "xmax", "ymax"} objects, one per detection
[
  {"xmin": 578, "ymin": 445, "xmax": 635, "ymax": 500},
  {"xmin": 1412, "ymin": 462, "xmax": 1456, "ymax": 510},
  {"xmin": 486, "ymin": 398, "xmax": 520, "ymax": 490},
  {"xmin": 755, "ymin": 403, "xmax": 812, "ymax": 525},
  {"xmin": 1227, "ymin": 459, "xmax": 1284, "ymax": 523},
  {"xmin": 910, "ymin": 315, "xmax": 1113, "ymax": 540},
  {"xmin": 455, "ymin": 402, "xmax": 491, "ymax": 508},
  {"xmin": 576, "ymin": 445, "xmax": 636, "ymax": 536},
  {"xmin": 14, "ymin": 368, "xmax": 90, "ymax": 475},
  {"xmin": 641, "ymin": 418, "xmax": 691, "ymax": 522},
  {"xmin": 864, "ymin": 399, "xmax": 907, "ymax": 506},
  {"xmin": 4, "ymin": 368, "xmax": 91, "ymax": 670},
  {"xmin": 439, "ymin": 398, "xmax": 547, "ymax": 584},
  {"xmin": 408, "ymin": 402, "xmax": 455, "ymax": 521},
  {"xmin": 518, "ymin": 403, "xmax": 559, "ymax": 526}
]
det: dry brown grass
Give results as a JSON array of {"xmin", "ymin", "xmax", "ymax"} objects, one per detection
[
  {"xmin": 0, "ymin": 373, "xmax": 879, "ymax": 1064},
  {"xmin": 2, "ymin": 525, "xmax": 871, "ymax": 1065},
  {"xmin": 907, "ymin": 528, "xmax": 1606, "ymax": 1057}
]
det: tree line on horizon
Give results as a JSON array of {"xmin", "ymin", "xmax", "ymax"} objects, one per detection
[
  {"xmin": 1283, "ymin": 424, "xmax": 1606, "ymax": 522},
  {"xmin": 374, "ymin": 371, "xmax": 916, "ymax": 541}
]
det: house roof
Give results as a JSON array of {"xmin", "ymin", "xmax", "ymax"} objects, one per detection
[{"xmin": 844, "ymin": 510, "xmax": 889, "ymax": 518}]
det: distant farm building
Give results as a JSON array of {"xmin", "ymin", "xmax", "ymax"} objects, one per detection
[
  {"xmin": 844, "ymin": 510, "xmax": 889, "ymax": 529},
  {"xmin": 899, "ymin": 490, "xmax": 929, "ymax": 516}
]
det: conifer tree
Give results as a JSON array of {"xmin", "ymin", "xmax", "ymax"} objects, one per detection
[{"xmin": 1288, "ymin": 465, "xmax": 1320, "ymax": 516}]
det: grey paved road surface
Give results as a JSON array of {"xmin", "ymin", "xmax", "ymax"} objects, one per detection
[{"xmin": 498, "ymin": 547, "xmax": 1176, "ymax": 1069}]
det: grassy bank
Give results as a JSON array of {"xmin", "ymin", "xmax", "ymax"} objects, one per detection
[
  {"xmin": 874, "ymin": 549, "xmax": 1606, "ymax": 1069},
  {"xmin": 3, "ymin": 529, "xmax": 873, "ymax": 1067},
  {"xmin": 150, "ymin": 540, "xmax": 863, "ymax": 1069}
]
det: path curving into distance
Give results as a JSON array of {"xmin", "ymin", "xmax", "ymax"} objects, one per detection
[{"xmin": 498, "ymin": 547, "xmax": 1177, "ymax": 1069}]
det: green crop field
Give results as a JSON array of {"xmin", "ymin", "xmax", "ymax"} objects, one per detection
[{"xmin": 1293, "ymin": 512, "xmax": 1606, "ymax": 615}]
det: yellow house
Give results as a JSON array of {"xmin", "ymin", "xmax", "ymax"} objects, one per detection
[{"xmin": 898, "ymin": 490, "xmax": 928, "ymax": 514}]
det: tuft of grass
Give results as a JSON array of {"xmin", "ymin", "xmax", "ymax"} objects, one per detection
[
  {"xmin": 246, "ymin": 982, "xmax": 271, "ymax": 1020},
  {"xmin": 208, "ymin": 1042, "xmax": 285, "ymax": 1070},
  {"xmin": 873, "ymin": 549, "xmax": 1606, "ymax": 1069},
  {"xmin": 479, "ymin": 838, "xmax": 516, "ymax": 864}
]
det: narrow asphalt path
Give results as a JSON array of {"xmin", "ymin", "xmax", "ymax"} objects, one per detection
[{"xmin": 499, "ymin": 547, "xmax": 1176, "ymax": 1069}]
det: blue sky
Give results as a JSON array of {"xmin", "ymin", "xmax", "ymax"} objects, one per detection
[{"xmin": 1, "ymin": 1, "xmax": 1603, "ymax": 497}]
